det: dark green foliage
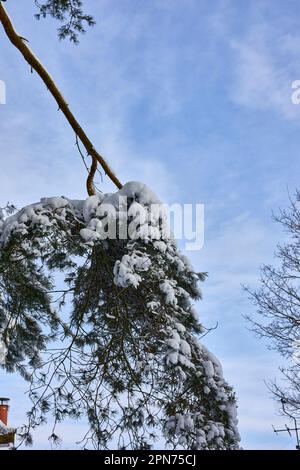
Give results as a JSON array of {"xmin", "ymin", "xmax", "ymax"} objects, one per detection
[
  {"xmin": 0, "ymin": 191, "xmax": 239, "ymax": 449},
  {"xmin": 34, "ymin": 0, "xmax": 95, "ymax": 43}
]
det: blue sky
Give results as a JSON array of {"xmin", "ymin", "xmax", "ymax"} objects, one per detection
[{"xmin": 1, "ymin": 0, "xmax": 300, "ymax": 449}]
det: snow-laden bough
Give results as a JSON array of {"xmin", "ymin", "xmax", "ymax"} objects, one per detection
[{"xmin": 0, "ymin": 182, "xmax": 240, "ymax": 449}]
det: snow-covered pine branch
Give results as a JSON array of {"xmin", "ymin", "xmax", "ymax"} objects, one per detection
[{"xmin": 0, "ymin": 182, "xmax": 240, "ymax": 449}]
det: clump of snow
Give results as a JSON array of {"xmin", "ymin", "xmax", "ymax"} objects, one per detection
[
  {"xmin": 160, "ymin": 280, "xmax": 178, "ymax": 307},
  {"xmin": 0, "ymin": 419, "xmax": 15, "ymax": 436},
  {"xmin": 203, "ymin": 360, "xmax": 215, "ymax": 378},
  {"xmin": 0, "ymin": 340, "xmax": 7, "ymax": 365},
  {"xmin": 180, "ymin": 339, "xmax": 191, "ymax": 356},
  {"xmin": 114, "ymin": 252, "xmax": 151, "ymax": 288}
]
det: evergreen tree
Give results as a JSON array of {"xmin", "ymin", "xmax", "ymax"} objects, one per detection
[{"xmin": 0, "ymin": 184, "xmax": 240, "ymax": 449}]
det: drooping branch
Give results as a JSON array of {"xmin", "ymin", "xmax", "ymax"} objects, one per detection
[{"xmin": 0, "ymin": 2, "xmax": 123, "ymax": 193}]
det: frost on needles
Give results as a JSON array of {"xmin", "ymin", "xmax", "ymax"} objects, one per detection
[{"xmin": 0, "ymin": 182, "xmax": 240, "ymax": 449}]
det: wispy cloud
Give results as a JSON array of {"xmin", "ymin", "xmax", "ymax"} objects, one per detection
[{"xmin": 230, "ymin": 24, "xmax": 300, "ymax": 120}]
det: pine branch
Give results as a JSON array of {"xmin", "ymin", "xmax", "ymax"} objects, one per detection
[
  {"xmin": 34, "ymin": 0, "xmax": 96, "ymax": 44},
  {"xmin": 0, "ymin": 2, "xmax": 123, "ymax": 193}
]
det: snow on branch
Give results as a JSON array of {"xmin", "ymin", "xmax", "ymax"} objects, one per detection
[{"xmin": 0, "ymin": 182, "xmax": 239, "ymax": 449}]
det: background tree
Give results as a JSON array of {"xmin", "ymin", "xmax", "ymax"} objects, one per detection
[{"xmin": 246, "ymin": 190, "xmax": 300, "ymax": 418}]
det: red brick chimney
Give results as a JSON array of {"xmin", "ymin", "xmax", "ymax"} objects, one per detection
[{"xmin": 0, "ymin": 398, "xmax": 10, "ymax": 425}]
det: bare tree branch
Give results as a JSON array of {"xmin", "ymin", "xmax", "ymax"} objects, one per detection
[
  {"xmin": 0, "ymin": 2, "xmax": 123, "ymax": 193},
  {"xmin": 246, "ymin": 190, "xmax": 300, "ymax": 417}
]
